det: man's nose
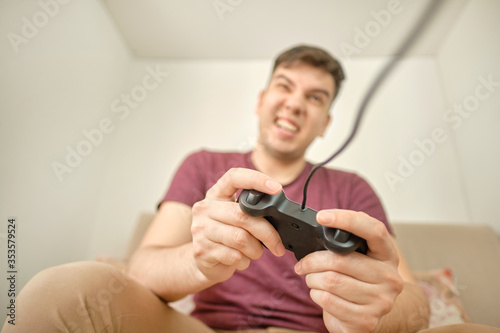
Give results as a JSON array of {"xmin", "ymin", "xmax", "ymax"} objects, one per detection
[{"xmin": 283, "ymin": 91, "xmax": 306, "ymax": 116}]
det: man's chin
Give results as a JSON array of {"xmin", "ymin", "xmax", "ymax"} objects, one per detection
[
  {"xmin": 265, "ymin": 145, "xmax": 305, "ymax": 162},
  {"xmin": 254, "ymin": 134, "xmax": 307, "ymax": 161}
]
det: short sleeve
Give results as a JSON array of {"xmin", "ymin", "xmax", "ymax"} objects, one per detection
[
  {"xmin": 348, "ymin": 174, "xmax": 392, "ymax": 234},
  {"xmin": 159, "ymin": 151, "xmax": 208, "ymax": 208}
]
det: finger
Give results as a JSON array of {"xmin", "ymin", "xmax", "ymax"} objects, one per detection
[
  {"xmin": 192, "ymin": 222, "xmax": 251, "ymax": 270},
  {"xmin": 206, "ymin": 168, "xmax": 282, "ymax": 201},
  {"xmin": 202, "ymin": 219, "xmax": 264, "ymax": 260},
  {"xmin": 306, "ymin": 270, "xmax": 397, "ymax": 332},
  {"xmin": 295, "ymin": 250, "xmax": 380, "ymax": 284},
  {"xmin": 295, "ymin": 248, "xmax": 402, "ymax": 303},
  {"xmin": 204, "ymin": 201, "xmax": 286, "ymax": 257},
  {"xmin": 309, "ymin": 289, "xmax": 371, "ymax": 329},
  {"xmin": 196, "ymin": 240, "xmax": 251, "ymax": 271},
  {"xmin": 316, "ymin": 209, "xmax": 397, "ymax": 262},
  {"xmin": 316, "ymin": 292, "xmax": 381, "ymax": 333},
  {"xmin": 215, "ymin": 246, "xmax": 251, "ymax": 270},
  {"xmin": 304, "ymin": 270, "xmax": 373, "ymax": 306}
]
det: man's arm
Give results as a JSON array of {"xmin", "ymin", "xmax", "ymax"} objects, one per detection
[
  {"xmin": 128, "ymin": 168, "xmax": 286, "ymax": 302},
  {"xmin": 373, "ymin": 237, "xmax": 430, "ymax": 333},
  {"xmin": 127, "ymin": 201, "xmax": 213, "ymax": 302}
]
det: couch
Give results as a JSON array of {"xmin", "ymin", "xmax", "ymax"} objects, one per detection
[{"xmin": 123, "ymin": 213, "xmax": 500, "ymax": 329}]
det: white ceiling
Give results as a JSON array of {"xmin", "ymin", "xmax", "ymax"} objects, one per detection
[{"xmin": 102, "ymin": 0, "xmax": 468, "ymax": 59}]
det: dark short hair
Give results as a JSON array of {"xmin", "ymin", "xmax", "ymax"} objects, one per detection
[{"xmin": 272, "ymin": 45, "xmax": 345, "ymax": 100}]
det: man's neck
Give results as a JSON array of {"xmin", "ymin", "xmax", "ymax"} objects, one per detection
[{"xmin": 251, "ymin": 147, "xmax": 307, "ymax": 185}]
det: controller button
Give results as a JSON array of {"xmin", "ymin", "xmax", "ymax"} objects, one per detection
[
  {"xmin": 333, "ymin": 229, "xmax": 350, "ymax": 243},
  {"xmin": 246, "ymin": 190, "xmax": 264, "ymax": 205},
  {"xmin": 290, "ymin": 222, "xmax": 300, "ymax": 230}
]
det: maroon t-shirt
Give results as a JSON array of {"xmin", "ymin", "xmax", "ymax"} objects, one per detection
[{"xmin": 161, "ymin": 150, "xmax": 391, "ymax": 332}]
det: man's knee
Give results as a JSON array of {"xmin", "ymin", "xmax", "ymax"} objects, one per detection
[
  {"xmin": 25, "ymin": 261, "xmax": 129, "ymax": 296},
  {"xmin": 2, "ymin": 261, "xmax": 133, "ymax": 332},
  {"xmin": 19, "ymin": 261, "xmax": 131, "ymax": 317}
]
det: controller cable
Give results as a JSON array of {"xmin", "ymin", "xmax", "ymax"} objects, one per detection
[{"xmin": 300, "ymin": 0, "xmax": 444, "ymax": 210}]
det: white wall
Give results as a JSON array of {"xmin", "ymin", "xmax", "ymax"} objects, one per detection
[
  {"xmin": 87, "ymin": 59, "xmax": 267, "ymax": 258},
  {"xmin": 437, "ymin": 0, "xmax": 500, "ymax": 232},
  {"xmin": 0, "ymin": 0, "xmax": 132, "ymax": 324},
  {"xmin": 1, "ymin": 0, "xmax": 499, "ymax": 326},
  {"xmin": 310, "ymin": 57, "xmax": 469, "ymax": 223}
]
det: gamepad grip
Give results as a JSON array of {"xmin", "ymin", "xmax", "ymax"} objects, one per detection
[{"xmin": 238, "ymin": 189, "xmax": 368, "ymax": 260}]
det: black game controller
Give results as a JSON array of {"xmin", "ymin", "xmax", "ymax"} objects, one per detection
[{"xmin": 238, "ymin": 189, "xmax": 368, "ymax": 260}]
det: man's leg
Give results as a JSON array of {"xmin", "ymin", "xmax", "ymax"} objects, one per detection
[{"xmin": 1, "ymin": 261, "xmax": 215, "ymax": 333}]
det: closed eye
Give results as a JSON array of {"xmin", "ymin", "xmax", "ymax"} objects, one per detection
[
  {"xmin": 308, "ymin": 94, "xmax": 324, "ymax": 105},
  {"xmin": 277, "ymin": 83, "xmax": 291, "ymax": 91},
  {"xmin": 272, "ymin": 74, "xmax": 294, "ymax": 92}
]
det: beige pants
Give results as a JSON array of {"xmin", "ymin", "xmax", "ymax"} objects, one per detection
[{"xmin": 1, "ymin": 261, "xmax": 499, "ymax": 333}]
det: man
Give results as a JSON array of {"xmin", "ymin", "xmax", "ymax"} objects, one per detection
[
  {"xmin": 3, "ymin": 45, "xmax": 430, "ymax": 333},
  {"xmin": 126, "ymin": 45, "xmax": 430, "ymax": 332}
]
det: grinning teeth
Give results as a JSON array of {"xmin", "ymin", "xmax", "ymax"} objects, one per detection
[{"xmin": 276, "ymin": 119, "xmax": 298, "ymax": 132}]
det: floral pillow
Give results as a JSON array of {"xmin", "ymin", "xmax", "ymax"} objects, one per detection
[{"xmin": 414, "ymin": 268, "xmax": 470, "ymax": 328}]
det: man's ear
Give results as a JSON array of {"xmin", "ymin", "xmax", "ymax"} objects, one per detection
[
  {"xmin": 320, "ymin": 114, "xmax": 332, "ymax": 137},
  {"xmin": 255, "ymin": 89, "xmax": 267, "ymax": 115}
]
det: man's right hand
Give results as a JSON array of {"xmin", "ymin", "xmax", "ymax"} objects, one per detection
[{"xmin": 191, "ymin": 168, "xmax": 286, "ymax": 283}]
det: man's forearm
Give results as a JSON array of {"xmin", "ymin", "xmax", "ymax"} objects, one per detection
[
  {"xmin": 128, "ymin": 242, "xmax": 213, "ymax": 302},
  {"xmin": 374, "ymin": 282, "xmax": 430, "ymax": 333}
]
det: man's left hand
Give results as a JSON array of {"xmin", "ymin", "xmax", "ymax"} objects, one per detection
[{"xmin": 294, "ymin": 209, "xmax": 404, "ymax": 333}]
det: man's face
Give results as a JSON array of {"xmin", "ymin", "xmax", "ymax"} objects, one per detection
[{"xmin": 255, "ymin": 62, "xmax": 335, "ymax": 161}]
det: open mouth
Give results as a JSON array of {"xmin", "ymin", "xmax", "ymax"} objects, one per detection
[{"xmin": 276, "ymin": 118, "xmax": 299, "ymax": 133}]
